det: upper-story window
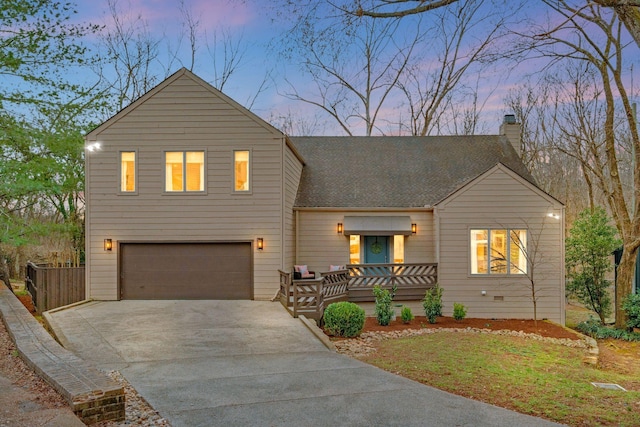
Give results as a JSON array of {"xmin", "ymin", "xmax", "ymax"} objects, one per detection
[
  {"xmin": 234, "ymin": 150, "xmax": 250, "ymax": 192},
  {"xmin": 165, "ymin": 151, "xmax": 205, "ymax": 192},
  {"xmin": 470, "ymin": 229, "xmax": 527, "ymax": 275},
  {"xmin": 120, "ymin": 151, "xmax": 136, "ymax": 192}
]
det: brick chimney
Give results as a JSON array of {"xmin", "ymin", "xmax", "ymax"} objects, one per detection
[{"xmin": 499, "ymin": 114, "xmax": 522, "ymax": 158}]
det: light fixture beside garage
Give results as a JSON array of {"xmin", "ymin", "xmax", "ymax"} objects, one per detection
[
  {"xmin": 337, "ymin": 222, "xmax": 343, "ymax": 234},
  {"xmin": 104, "ymin": 239, "xmax": 113, "ymax": 251},
  {"xmin": 411, "ymin": 223, "xmax": 417, "ymax": 234},
  {"xmin": 257, "ymin": 237, "xmax": 264, "ymax": 251}
]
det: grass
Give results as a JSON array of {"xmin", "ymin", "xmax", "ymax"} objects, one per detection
[
  {"xmin": 361, "ymin": 332, "xmax": 640, "ymax": 426},
  {"xmin": 565, "ymin": 301, "xmax": 596, "ymax": 329},
  {"xmin": 12, "ymin": 289, "xmax": 30, "ymax": 297}
]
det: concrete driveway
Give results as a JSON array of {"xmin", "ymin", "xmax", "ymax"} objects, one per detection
[{"xmin": 47, "ymin": 300, "xmax": 563, "ymax": 427}]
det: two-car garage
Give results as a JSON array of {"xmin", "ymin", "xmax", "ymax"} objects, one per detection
[{"xmin": 119, "ymin": 242, "xmax": 253, "ymax": 300}]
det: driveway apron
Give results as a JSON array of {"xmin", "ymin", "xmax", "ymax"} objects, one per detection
[{"xmin": 47, "ymin": 300, "xmax": 563, "ymax": 427}]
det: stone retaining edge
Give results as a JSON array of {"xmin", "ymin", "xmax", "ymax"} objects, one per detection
[
  {"xmin": 43, "ymin": 300, "xmax": 97, "ymax": 349},
  {"xmin": 299, "ymin": 315, "xmax": 336, "ymax": 351},
  {"xmin": 0, "ymin": 287, "xmax": 125, "ymax": 424}
]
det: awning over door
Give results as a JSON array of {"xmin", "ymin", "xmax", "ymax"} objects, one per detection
[{"xmin": 343, "ymin": 216, "xmax": 412, "ymax": 236}]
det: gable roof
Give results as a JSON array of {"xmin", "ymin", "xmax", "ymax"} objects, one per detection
[
  {"xmin": 437, "ymin": 162, "xmax": 562, "ymax": 208},
  {"xmin": 290, "ymin": 135, "xmax": 536, "ymax": 208},
  {"xmin": 86, "ymin": 68, "xmax": 283, "ymax": 140}
]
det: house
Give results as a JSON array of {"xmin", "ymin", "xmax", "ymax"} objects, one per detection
[{"xmin": 85, "ymin": 68, "xmax": 565, "ymax": 324}]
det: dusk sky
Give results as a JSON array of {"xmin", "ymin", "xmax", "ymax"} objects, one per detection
[{"xmin": 70, "ymin": 0, "xmax": 639, "ymax": 136}]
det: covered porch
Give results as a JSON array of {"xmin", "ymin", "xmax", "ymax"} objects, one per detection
[{"xmin": 278, "ymin": 262, "xmax": 438, "ymax": 322}]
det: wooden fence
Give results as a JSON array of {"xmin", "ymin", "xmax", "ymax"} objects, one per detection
[{"xmin": 25, "ymin": 262, "xmax": 85, "ymax": 314}]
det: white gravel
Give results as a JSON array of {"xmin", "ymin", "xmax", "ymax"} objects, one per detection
[{"xmin": 92, "ymin": 370, "xmax": 171, "ymax": 427}]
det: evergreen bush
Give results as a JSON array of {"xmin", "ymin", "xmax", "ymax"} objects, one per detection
[
  {"xmin": 400, "ymin": 306, "xmax": 414, "ymax": 324},
  {"xmin": 373, "ymin": 285, "xmax": 395, "ymax": 326},
  {"xmin": 323, "ymin": 302, "xmax": 365, "ymax": 338},
  {"xmin": 622, "ymin": 294, "xmax": 640, "ymax": 329},
  {"xmin": 453, "ymin": 302, "xmax": 467, "ymax": 321},
  {"xmin": 422, "ymin": 284, "xmax": 443, "ymax": 324}
]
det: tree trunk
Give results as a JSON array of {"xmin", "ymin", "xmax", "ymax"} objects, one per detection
[
  {"xmin": 615, "ymin": 244, "xmax": 637, "ymax": 328},
  {"xmin": 0, "ymin": 254, "xmax": 12, "ymax": 291}
]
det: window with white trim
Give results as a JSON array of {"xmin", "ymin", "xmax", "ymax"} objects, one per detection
[
  {"xmin": 470, "ymin": 229, "xmax": 527, "ymax": 275},
  {"xmin": 165, "ymin": 151, "xmax": 204, "ymax": 192}
]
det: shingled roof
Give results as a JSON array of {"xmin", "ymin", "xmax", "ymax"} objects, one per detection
[{"xmin": 290, "ymin": 135, "xmax": 536, "ymax": 208}]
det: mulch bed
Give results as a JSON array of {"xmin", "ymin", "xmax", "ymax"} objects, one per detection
[
  {"xmin": 352, "ymin": 316, "xmax": 582, "ymax": 340},
  {"xmin": 16, "ymin": 294, "xmax": 36, "ymax": 314}
]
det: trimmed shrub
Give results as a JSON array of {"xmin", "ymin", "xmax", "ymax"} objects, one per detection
[
  {"xmin": 323, "ymin": 302, "xmax": 365, "ymax": 338},
  {"xmin": 453, "ymin": 302, "xmax": 467, "ymax": 321},
  {"xmin": 373, "ymin": 285, "xmax": 394, "ymax": 326},
  {"xmin": 400, "ymin": 306, "xmax": 414, "ymax": 324},
  {"xmin": 622, "ymin": 294, "xmax": 640, "ymax": 329},
  {"xmin": 422, "ymin": 284, "xmax": 443, "ymax": 324}
]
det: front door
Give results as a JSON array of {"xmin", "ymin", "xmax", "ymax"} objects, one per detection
[{"xmin": 364, "ymin": 236, "xmax": 389, "ymax": 263}]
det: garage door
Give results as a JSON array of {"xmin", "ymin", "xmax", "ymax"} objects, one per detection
[{"xmin": 120, "ymin": 242, "xmax": 252, "ymax": 300}]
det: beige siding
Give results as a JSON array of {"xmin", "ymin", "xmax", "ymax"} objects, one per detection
[
  {"xmin": 295, "ymin": 210, "xmax": 434, "ymax": 274},
  {"xmin": 283, "ymin": 147, "xmax": 303, "ymax": 269},
  {"xmin": 86, "ymin": 71, "xmax": 286, "ymax": 300},
  {"xmin": 436, "ymin": 165, "xmax": 565, "ymax": 324}
]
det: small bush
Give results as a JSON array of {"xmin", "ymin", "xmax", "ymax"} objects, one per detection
[
  {"xmin": 453, "ymin": 302, "xmax": 467, "ymax": 321},
  {"xmin": 622, "ymin": 294, "xmax": 640, "ymax": 329},
  {"xmin": 373, "ymin": 285, "xmax": 395, "ymax": 326},
  {"xmin": 576, "ymin": 316, "xmax": 640, "ymax": 342},
  {"xmin": 422, "ymin": 284, "xmax": 443, "ymax": 324},
  {"xmin": 323, "ymin": 302, "xmax": 365, "ymax": 337},
  {"xmin": 400, "ymin": 306, "xmax": 414, "ymax": 324}
]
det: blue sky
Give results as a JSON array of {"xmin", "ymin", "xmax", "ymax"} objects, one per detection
[{"xmin": 70, "ymin": 0, "xmax": 638, "ymax": 136}]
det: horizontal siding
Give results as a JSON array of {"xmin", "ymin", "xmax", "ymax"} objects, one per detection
[
  {"xmin": 436, "ymin": 166, "xmax": 564, "ymax": 324},
  {"xmin": 87, "ymin": 73, "xmax": 284, "ymax": 301},
  {"xmin": 296, "ymin": 211, "xmax": 434, "ymax": 274},
  {"xmin": 284, "ymin": 148, "xmax": 303, "ymax": 269}
]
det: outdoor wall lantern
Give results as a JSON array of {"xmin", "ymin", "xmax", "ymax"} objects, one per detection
[
  {"xmin": 411, "ymin": 223, "xmax": 417, "ymax": 234},
  {"xmin": 257, "ymin": 237, "xmax": 264, "ymax": 251},
  {"xmin": 104, "ymin": 239, "xmax": 113, "ymax": 251},
  {"xmin": 337, "ymin": 222, "xmax": 343, "ymax": 234}
]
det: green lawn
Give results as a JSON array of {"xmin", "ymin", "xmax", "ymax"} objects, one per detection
[{"xmin": 361, "ymin": 332, "xmax": 640, "ymax": 426}]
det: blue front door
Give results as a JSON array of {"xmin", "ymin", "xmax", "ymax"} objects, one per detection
[{"xmin": 364, "ymin": 236, "xmax": 389, "ymax": 263}]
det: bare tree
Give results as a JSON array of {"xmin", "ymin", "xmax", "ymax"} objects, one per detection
[
  {"xmin": 594, "ymin": 0, "xmax": 640, "ymax": 47},
  {"xmin": 490, "ymin": 221, "xmax": 559, "ymax": 327},
  {"xmin": 515, "ymin": 1, "xmax": 639, "ymax": 328},
  {"xmin": 97, "ymin": 0, "xmax": 162, "ymax": 112},
  {"xmin": 179, "ymin": 0, "xmax": 200, "ymax": 71},
  {"xmin": 267, "ymin": 110, "xmax": 328, "ymax": 136},
  {"xmin": 348, "ymin": 0, "xmax": 640, "ymax": 48},
  {"xmin": 349, "ymin": 0, "xmax": 460, "ymax": 17},
  {"xmin": 394, "ymin": 0, "xmax": 507, "ymax": 136},
  {"xmin": 278, "ymin": 13, "xmax": 421, "ymax": 135}
]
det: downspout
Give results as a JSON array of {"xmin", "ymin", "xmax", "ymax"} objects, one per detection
[
  {"xmin": 84, "ymin": 137, "xmax": 92, "ymax": 300},
  {"xmin": 295, "ymin": 210, "xmax": 300, "ymax": 265},
  {"xmin": 281, "ymin": 137, "xmax": 285, "ymax": 270},
  {"xmin": 560, "ymin": 205, "xmax": 566, "ymax": 326}
]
